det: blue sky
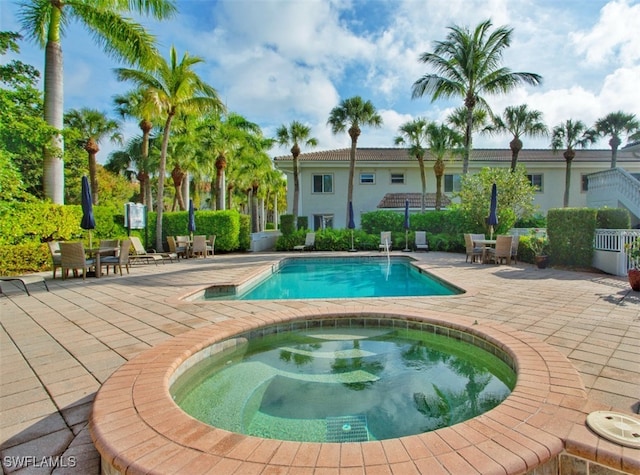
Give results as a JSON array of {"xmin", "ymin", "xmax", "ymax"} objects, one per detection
[{"xmin": 2, "ymin": 0, "xmax": 639, "ymax": 161}]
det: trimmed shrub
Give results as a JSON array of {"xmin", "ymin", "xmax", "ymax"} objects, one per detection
[
  {"xmin": 280, "ymin": 214, "xmax": 295, "ymax": 236},
  {"xmin": 547, "ymin": 208, "xmax": 597, "ymax": 267},
  {"xmin": 297, "ymin": 216, "xmax": 309, "ymax": 230},
  {"xmin": 596, "ymin": 208, "xmax": 630, "ymax": 229}
]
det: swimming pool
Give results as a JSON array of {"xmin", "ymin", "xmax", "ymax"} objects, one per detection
[{"xmin": 203, "ymin": 256, "xmax": 462, "ymax": 300}]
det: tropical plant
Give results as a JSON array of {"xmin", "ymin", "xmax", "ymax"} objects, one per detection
[
  {"xmin": 592, "ymin": 111, "xmax": 640, "ymax": 169},
  {"xmin": 115, "ymin": 46, "xmax": 225, "ymax": 252},
  {"xmin": 625, "ymin": 237, "xmax": 640, "ymax": 270},
  {"xmin": 491, "ymin": 104, "xmax": 548, "ymax": 171},
  {"xmin": 425, "ymin": 122, "xmax": 463, "ymax": 211},
  {"xmin": 327, "ymin": 96, "xmax": 382, "ymax": 227},
  {"xmin": 412, "ymin": 19, "xmax": 542, "ymax": 174},
  {"xmin": 551, "ymin": 119, "xmax": 596, "ymax": 207},
  {"xmin": 275, "ymin": 121, "xmax": 318, "ymax": 220},
  {"xmin": 16, "ymin": 0, "xmax": 176, "ymax": 204},
  {"xmin": 394, "ymin": 118, "xmax": 430, "ymax": 212},
  {"xmin": 527, "ymin": 228, "xmax": 548, "ymax": 256},
  {"xmin": 64, "ymin": 108, "xmax": 123, "ymax": 205}
]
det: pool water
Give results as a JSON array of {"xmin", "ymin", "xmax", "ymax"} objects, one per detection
[
  {"xmin": 172, "ymin": 326, "xmax": 515, "ymax": 442},
  {"xmin": 204, "ymin": 257, "xmax": 461, "ymax": 300}
]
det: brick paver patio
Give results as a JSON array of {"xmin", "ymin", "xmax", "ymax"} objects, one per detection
[{"xmin": 1, "ymin": 251, "xmax": 638, "ymax": 474}]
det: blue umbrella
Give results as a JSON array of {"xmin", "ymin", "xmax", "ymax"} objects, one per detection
[
  {"xmin": 80, "ymin": 176, "xmax": 96, "ymax": 248},
  {"xmin": 348, "ymin": 201, "xmax": 356, "ymax": 251},
  {"xmin": 188, "ymin": 199, "xmax": 196, "ymax": 236},
  {"xmin": 403, "ymin": 200, "xmax": 410, "ymax": 251},
  {"xmin": 487, "ymin": 183, "xmax": 498, "ymax": 239}
]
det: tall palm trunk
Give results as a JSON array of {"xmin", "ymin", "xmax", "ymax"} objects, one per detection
[
  {"xmin": 43, "ymin": 38, "xmax": 65, "ymax": 203},
  {"xmin": 156, "ymin": 112, "xmax": 174, "ymax": 252},
  {"xmin": 610, "ymin": 136, "xmax": 621, "ymax": 169},
  {"xmin": 291, "ymin": 143, "xmax": 301, "ymax": 219},
  {"xmin": 462, "ymin": 94, "xmax": 476, "ymax": 175},
  {"xmin": 346, "ymin": 125, "xmax": 360, "ymax": 227},
  {"xmin": 251, "ymin": 182, "xmax": 259, "ymax": 233},
  {"xmin": 417, "ymin": 155, "xmax": 426, "ymax": 212},
  {"xmin": 433, "ymin": 159, "xmax": 445, "ymax": 211},
  {"xmin": 510, "ymin": 137, "xmax": 522, "ymax": 172},
  {"xmin": 215, "ymin": 155, "xmax": 226, "ymax": 210},
  {"xmin": 85, "ymin": 137, "xmax": 100, "ymax": 204},
  {"xmin": 170, "ymin": 165, "xmax": 185, "ymax": 211},
  {"xmin": 563, "ymin": 149, "xmax": 575, "ymax": 207},
  {"xmin": 139, "ymin": 119, "xmax": 152, "ymax": 207}
]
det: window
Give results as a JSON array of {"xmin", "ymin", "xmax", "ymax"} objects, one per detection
[
  {"xmin": 360, "ymin": 173, "xmax": 375, "ymax": 184},
  {"xmin": 581, "ymin": 174, "xmax": 589, "ymax": 192},
  {"xmin": 313, "ymin": 214, "xmax": 334, "ymax": 230},
  {"xmin": 390, "ymin": 173, "xmax": 405, "ymax": 184},
  {"xmin": 312, "ymin": 174, "xmax": 333, "ymax": 193},
  {"xmin": 527, "ymin": 174, "xmax": 543, "ymax": 191},
  {"xmin": 444, "ymin": 174, "xmax": 461, "ymax": 192}
]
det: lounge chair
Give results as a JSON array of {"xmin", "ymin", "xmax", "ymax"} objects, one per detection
[
  {"xmin": 129, "ymin": 236, "xmax": 167, "ymax": 264},
  {"xmin": 487, "ymin": 235, "xmax": 513, "ymax": 265},
  {"xmin": 60, "ymin": 242, "xmax": 95, "ymax": 280},
  {"xmin": 464, "ymin": 233, "xmax": 483, "ymax": 263},
  {"xmin": 379, "ymin": 231, "xmax": 392, "ymax": 252},
  {"xmin": 47, "ymin": 241, "xmax": 61, "ymax": 279},
  {"xmin": 294, "ymin": 233, "xmax": 315, "ymax": 251},
  {"xmin": 191, "ymin": 235, "xmax": 208, "ymax": 258},
  {"xmin": 167, "ymin": 236, "xmax": 188, "ymax": 259},
  {"xmin": 0, "ymin": 275, "xmax": 49, "ymax": 296},
  {"xmin": 414, "ymin": 231, "xmax": 429, "ymax": 252},
  {"xmin": 100, "ymin": 239, "xmax": 131, "ymax": 276}
]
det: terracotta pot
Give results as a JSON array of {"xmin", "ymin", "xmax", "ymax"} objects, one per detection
[
  {"xmin": 628, "ymin": 269, "xmax": 640, "ymax": 291},
  {"xmin": 535, "ymin": 255, "xmax": 549, "ymax": 269}
]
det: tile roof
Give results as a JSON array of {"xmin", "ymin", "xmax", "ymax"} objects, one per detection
[
  {"xmin": 377, "ymin": 192, "xmax": 451, "ymax": 209},
  {"xmin": 274, "ymin": 147, "xmax": 639, "ymax": 163}
]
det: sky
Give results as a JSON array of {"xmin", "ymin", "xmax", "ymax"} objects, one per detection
[{"xmin": 2, "ymin": 0, "xmax": 640, "ymax": 162}]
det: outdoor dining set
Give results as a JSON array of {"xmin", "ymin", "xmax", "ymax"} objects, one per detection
[{"xmin": 464, "ymin": 233, "xmax": 519, "ymax": 265}]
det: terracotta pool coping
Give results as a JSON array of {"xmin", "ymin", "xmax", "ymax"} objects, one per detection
[{"xmin": 89, "ymin": 307, "xmax": 640, "ymax": 474}]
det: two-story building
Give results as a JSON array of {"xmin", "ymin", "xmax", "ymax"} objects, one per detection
[{"xmin": 273, "ymin": 147, "xmax": 640, "ymax": 230}]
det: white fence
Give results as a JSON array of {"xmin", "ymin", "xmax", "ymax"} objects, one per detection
[{"xmin": 593, "ymin": 229, "xmax": 640, "ymax": 276}]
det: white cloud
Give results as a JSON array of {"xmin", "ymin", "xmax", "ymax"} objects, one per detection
[{"xmin": 570, "ymin": 0, "xmax": 640, "ymax": 67}]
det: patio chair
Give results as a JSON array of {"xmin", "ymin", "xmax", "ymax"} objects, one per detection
[
  {"xmin": 99, "ymin": 239, "xmax": 119, "ymax": 257},
  {"xmin": 207, "ymin": 235, "xmax": 216, "ymax": 256},
  {"xmin": 414, "ymin": 231, "xmax": 429, "ymax": 252},
  {"xmin": 100, "ymin": 239, "xmax": 131, "ymax": 276},
  {"xmin": 47, "ymin": 241, "xmax": 62, "ymax": 279},
  {"xmin": 60, "ymin": 242, "xmax": 95, "ymax": 280},
  {"xmin": 487, "ymin": 235, "xmax": 513, "ymax": 265},
  {"xmin": 129, "ymin": 236, "xmax": 166, "ymax": 265},
  {"xmin": 294, "ymin": 233, "xmax": 315, "ymax": 251},
  {"xmin": 379, "ymin": 232, "xmax": 392, "ymax": 252},
  {"xmin": 510, "ymin": 234, "xmax": 520, "ymax": 264},
  {"xmin": 191, "ymin": 235, "xmax": 208, "ymax": 258},
  {"xmin": 167, "ymin": 236, "xmax": 188, "ymax": 259},
  {"xmin": 464, "ymin": 234, "xmax": 483, "ymax": 263}
]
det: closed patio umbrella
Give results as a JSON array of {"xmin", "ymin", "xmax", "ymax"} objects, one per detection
[
  {"xmin": 188, "ymin": 199, "xmax": 196, "ymax": 237},
  {"xmin": 487, "ymin": 183, "xmax": 498, "ymax": 240},
  {"xmin": 403, "ymin": 200, "xmax": 410, "ymax": 251},
  {"xmin": 348, "ymin": 201, "xmax": 356, "ymax": 252},
  {"xmin": 80, "ymin": 175, "xmax": 96, "ymax": 249}
]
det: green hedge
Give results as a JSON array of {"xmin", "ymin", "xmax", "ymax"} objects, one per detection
[
  {"xmin": 547, "ymin": 208, "xmax": 597, "ymax": 267},
  {"xmin": 596, "ymin": 208, "xmax": 630, "ymax": 229}
]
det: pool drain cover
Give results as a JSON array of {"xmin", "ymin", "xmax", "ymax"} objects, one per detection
[
  {"xmin": 586, "ymin": 411, "xmax": 640, "ymax": 448},
  {"xmin": 326, "ymin": 414, "xmax": 369, "ymax": 442}
]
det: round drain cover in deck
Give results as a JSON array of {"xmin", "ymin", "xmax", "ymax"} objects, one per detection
[{"xmin": 586, "ymin": 411, "xmax": 640, "ymax": 448}]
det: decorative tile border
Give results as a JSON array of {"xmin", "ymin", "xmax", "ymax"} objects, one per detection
[{"xmin": 90, "ymin": 308, "xmax": 621, "ymax": 474}]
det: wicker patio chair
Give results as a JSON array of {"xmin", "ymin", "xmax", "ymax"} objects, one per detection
[
  {"xmin": 60, "ymin": 242, "xmax": 95, "ymax": 280},
  {"xmin": 100, "ymin": 239, "xmax": 131, "ymax": 276}
]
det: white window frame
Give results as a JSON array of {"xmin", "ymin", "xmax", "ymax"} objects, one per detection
[
  {"xmin": 359, "ymin": 173, "xmax": 375, "ymax": 184},
  {"xmin": 390, "ymin": 173, "xmax": 405, "ymax": 184},
  {"xmin": 312, "ymin": 174, "xmax": 333, "ymax": 193},
  {"xmin": 527, "ymin": 174, "xmax": 544, "ymax": 192}
]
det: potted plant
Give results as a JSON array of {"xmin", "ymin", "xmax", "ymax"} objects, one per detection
[
  {"xmin": 528, "ymin": 228, "xmax": 549, "ymax": 269},
  {"xmin": 624, "ymin": 237, "xmax": 640, "ymax": 291}
]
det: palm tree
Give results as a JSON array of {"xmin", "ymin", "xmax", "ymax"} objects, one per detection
[
  {"xmin": 113, "ymin": 89, "xmax": 163, "ymax": 207},
  {"xmin": 491, "ymin": 104, "xmax": 548, "ymax": 171},
  {"xmin": 63, "ymin": 108, "xmax": 122, "ymax": 205},
  {"xmin": 412, "ymin": 19, "xmax": 542, "ymax": 174},
  {"xmin": 593, "ymin": 111, "xmax": 640, "ymax": 169},
  {"xmin": 394, "ymin": 118, "xmax": 429, "ymax": 212},
  {"xmin": 17, "ymin": 0, "xmax": 176, "ymax": 204},
  {"xmin": 327, "ymin": 96, "xmax": 382, "ymax": 227},
  {"xmin": 551, "ymin": 119, "xmax": 596, "ymax": 207},
  {"xmin": 115, "ymin": 46, "xmax": 225, "ymax": 251},
  {"xmin": 275, "ymin": 121, "xmax": 318, "ymax": 220},
  {"xmin": 426, "ymin": 123, "xmax": 463, "ymax": 211}
]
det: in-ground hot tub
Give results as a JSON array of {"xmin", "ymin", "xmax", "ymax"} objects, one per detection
[{"xmin": 90, "ymin": 309, "xmax": 588, "ymax": 474}]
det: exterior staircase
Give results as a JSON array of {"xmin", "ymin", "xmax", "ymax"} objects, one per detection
[{"xmin": 587, "ymin": 167, "xmax": 640, "ymax": 225}]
